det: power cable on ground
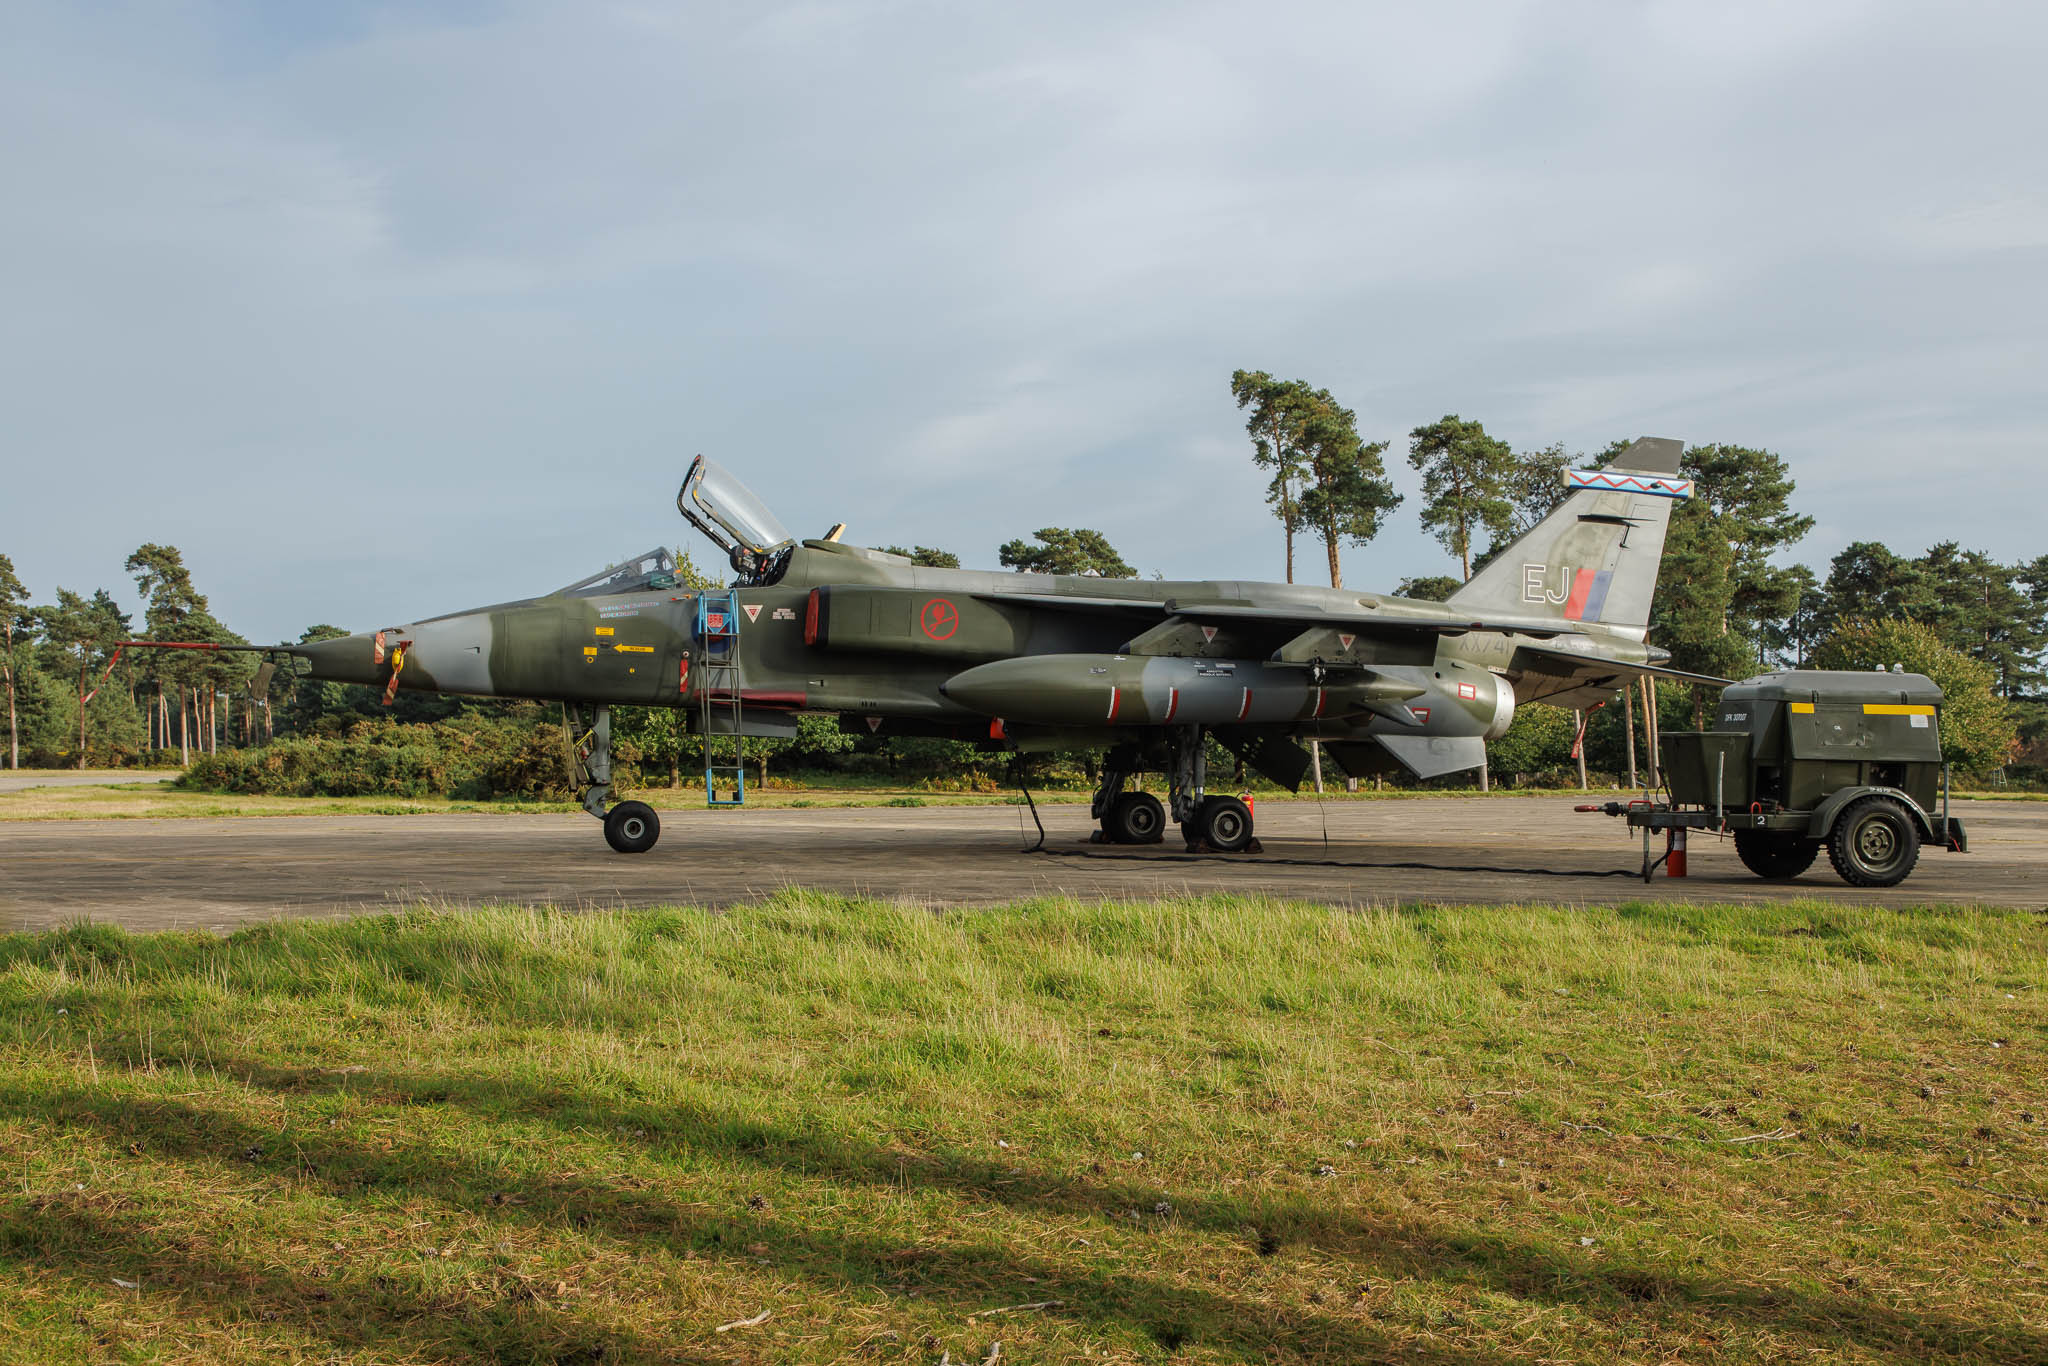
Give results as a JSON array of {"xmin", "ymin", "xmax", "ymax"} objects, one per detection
[{"xmin": 1010, "ymin": 778, "xmax": 1644, "ymax": 879}]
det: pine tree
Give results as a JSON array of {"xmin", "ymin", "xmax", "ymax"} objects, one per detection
[
  {"xmin": 996, "ymin": 529, "xmax": 1136, "ymax": 577},
  {"xmin": 0, "ymin": 554, "xmax": 28, "ymax": 770},
  {"xmin": 1230, "ymin": 370, "xmax": 1316, "ymax": 583},
  {"xmin": 1294, "ymin": 392, "xmax": 1401, "ymax": 588},
  {"xmin": 877, "ymin": 546, "xmax": 963, "ymax": 568},
  {"xmin": 1407, "ymin": 416, "xmax": 1515, "ymax": 581}
]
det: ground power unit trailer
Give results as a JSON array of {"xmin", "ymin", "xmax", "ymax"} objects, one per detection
[{"xmin": 1584, "ymin": 669, "xmax": 1969, "ymax": 887}]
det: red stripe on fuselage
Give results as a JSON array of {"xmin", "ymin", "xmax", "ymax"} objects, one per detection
[
  {"xmin": 1107, "ymin": 686, "xmax": 1121, "ymax": 721},
  {"xmin": 1562, "ymin": 568, "xmax": 1595, "ymax": 620}
]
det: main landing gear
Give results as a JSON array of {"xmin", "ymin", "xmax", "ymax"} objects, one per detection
[
  {"xmin": 1089, "ymin": 729, "xmax": 1258, "ymax": 854},
  {"xmin": 565, "ymin": 702, "xmax": 661, "ymax": 854}
]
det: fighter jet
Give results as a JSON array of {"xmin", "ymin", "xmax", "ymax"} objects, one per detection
[{"xmin": 196, "ymin": 437, "xmax": 1715, "ymax": 853}]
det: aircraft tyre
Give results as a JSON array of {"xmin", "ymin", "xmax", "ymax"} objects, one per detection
[
  {"xmin": 603, "ymin": 801, "xmax": 661, "ymax": 854},
  {"xmin": 1104, "ymin": 791, "xmax": 1166, "ymax": 844},
  {"xmin": 1732, "ymin": 830, "xmax": 1819, "ymax": 880},
  {"xmin": 1189, "ymin": 795, "xmax": 1254, "ymax": 854},
  {"xmin": 1827, "ymin": 796, "xmax": 1918, "ymax": 887}
]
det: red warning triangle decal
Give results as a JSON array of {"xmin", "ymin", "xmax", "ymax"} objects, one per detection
[
  {"xmin": 1338, "ymin": 633, "xmax": 1355, "ymax": 651},
  {"xmin": 742, "ymin": 604, "xmax": 762, "ymax": 623},
  {"xmin": 865, "ymin": 715, "xmax": 883, "ymax": 732},
  {"xmin": 1200, "ymin": 625, "xmax": 1217, "ymax": 643}
]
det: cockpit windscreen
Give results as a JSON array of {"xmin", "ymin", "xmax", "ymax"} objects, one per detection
[{"xmin": 557, "ymin": 547, "xmax": 681, "ymax": 597}]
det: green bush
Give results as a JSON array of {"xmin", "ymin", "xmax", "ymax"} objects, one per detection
[{"xmin": 180, "ymin": 712, "xmax": 577, "ymax": 800}]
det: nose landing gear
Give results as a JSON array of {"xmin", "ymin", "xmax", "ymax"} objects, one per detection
[
  {"xmin": 604, "ymin": 800, "xmax": 661, "ymax": 854},
  {"xmin": 565, "ymin": 702, "xmax": 663, "ymax": 853}
]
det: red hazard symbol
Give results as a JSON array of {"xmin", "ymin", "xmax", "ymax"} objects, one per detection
[{"xmin": 921, "ymin": 598, "xmax": 960, "ymax": 641}]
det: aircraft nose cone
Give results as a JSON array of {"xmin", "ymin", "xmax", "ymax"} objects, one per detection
[
  {"xmin": 294, "ymin": 632, "xmax": 384, "ymax": 686},
  {"xmin": 292, "ymin": 613, "xmax": 496, "ymax": 697}
]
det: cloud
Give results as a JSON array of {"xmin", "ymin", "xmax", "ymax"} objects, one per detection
[{"xmin": 2, "ymin": 0, "xmax": 2044, "ymax": 637}]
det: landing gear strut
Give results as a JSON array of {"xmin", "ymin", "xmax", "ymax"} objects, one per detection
[
  {"xmin": 1090, "ymin": 745, "xmax": 1163, "ymax": 844},
  {"xmin": 1167, "ymin": 725, "xmax": 1256, "ymax": 853},
  {"xmin": 1087, "ymin": 729, "xmax": 1257, "ymax": 854},
  {"xmin": 565, "ymin": 702, "xmax": 661, "ymax": 854}
]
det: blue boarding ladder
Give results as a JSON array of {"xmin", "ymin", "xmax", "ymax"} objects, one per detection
[{"xmin": 695, "ymin": 589, "xmax": 746, "ymax": 805}]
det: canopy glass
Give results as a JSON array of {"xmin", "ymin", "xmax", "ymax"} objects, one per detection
[
  {"xmin": 677, "ymin": 456, "xmax": 793, "ymax": 557},
  {"xmin": 556, "ymin": 547, "xmax": 680, "ymax": 597}
]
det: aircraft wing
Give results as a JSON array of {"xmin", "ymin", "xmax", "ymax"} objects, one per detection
[
  {"xmin": 972, "ymin": 592, "xmax": 1172, "ymax": 616},
  {"xmin": 973, "ymin": 591, "xmax": 1587, "ymax": 638},
  {"xmin": 1161, "ymin": 600, "xmax": 1590, "ymax": 640}
]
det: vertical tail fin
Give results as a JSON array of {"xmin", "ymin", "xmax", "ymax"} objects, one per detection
[{"xmin": 1446, "ymin": 437, "xmax": 1689, "ymax": 633}]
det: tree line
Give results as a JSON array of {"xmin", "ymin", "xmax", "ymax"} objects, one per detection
[
  {"xmin": 2, "ymin": 545, "xmax": 273, "ymax": 770},
  {"xmin": 1215, "ymin": 370, "xmax": 2044, "ymax": 777},
  {"xmin": 5, "ymin": 379, "xmax": 2044, "ymax": 782}
]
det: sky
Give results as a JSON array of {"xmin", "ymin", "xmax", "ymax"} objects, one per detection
[{"xmin": 4, "ymin": 0, "xmax": 2045, "ymax": 641}]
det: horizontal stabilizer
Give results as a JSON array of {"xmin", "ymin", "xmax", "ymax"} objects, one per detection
[
  {"xmin": 1374, "ymin": 733, "xmax": 1487, "ymax": 780},
  {"xmin": 1515, "ymin": 642, "xmax": 1732, "ymax": 689}
]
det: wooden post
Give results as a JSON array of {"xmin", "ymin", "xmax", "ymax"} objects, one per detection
[
  {"xmin": 1309, "ymin": 739, "xmax": 1324, "ymax": 794},
  {"xmin": 1575, "ymin": 710, "xmax": 1589, "ymax": 791},
  {"xmin": 1642, "ymin": 676, "xmax": 1661, "ymax": 789},
  {"xmin": 1623, "ymin": 681, "xmax": 1639, "ymax": 790}
]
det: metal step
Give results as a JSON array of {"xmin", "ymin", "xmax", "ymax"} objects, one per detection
[{"xmin": 696, "ymin": 590, "xmax": 747, "ymax": 807}]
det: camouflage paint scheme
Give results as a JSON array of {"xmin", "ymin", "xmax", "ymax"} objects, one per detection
[{"xmin": 286, "ymin": 438, "xmax": 1712, "ymax": 795}]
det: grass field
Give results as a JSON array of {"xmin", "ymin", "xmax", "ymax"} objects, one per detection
[{"xmin": 0, "ymin": 896, "xmax": 2042, "ymax": 1364}]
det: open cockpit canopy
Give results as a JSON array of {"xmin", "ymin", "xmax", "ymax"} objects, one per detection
[
  {"xmin": 557, "ymin": 547, "xmax": 680, "ymax": 597},
  {"xmin": 678, "ymin": 456, "xmax": 793, "ymax": 559}
]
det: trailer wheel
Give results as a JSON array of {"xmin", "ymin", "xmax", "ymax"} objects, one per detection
[
  {"xmin": 1733, "ymin": 831, "xmax": 1819, "ymax": 880},
  {"xmin": 1827, "ymin": 796, "xmax": 1919, "ymax": 887}
]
